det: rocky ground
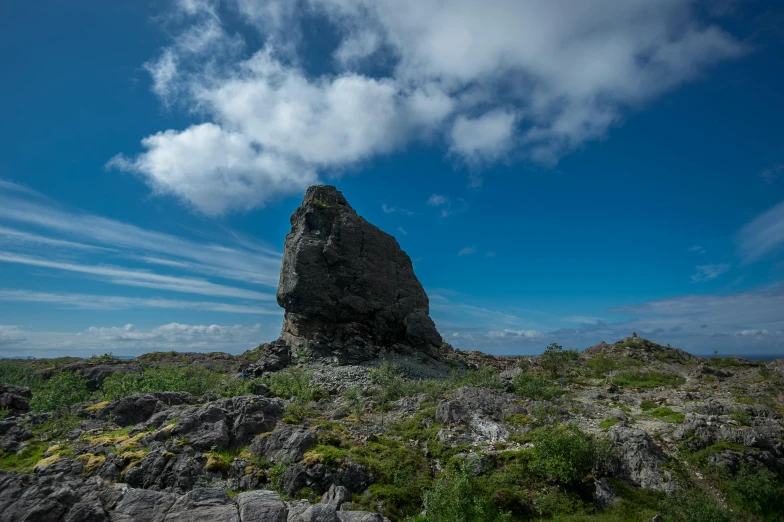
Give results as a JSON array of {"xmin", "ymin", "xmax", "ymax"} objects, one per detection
[{"xmin": 1, "ymin": 336, "xmax": 784, "ymax": 521}]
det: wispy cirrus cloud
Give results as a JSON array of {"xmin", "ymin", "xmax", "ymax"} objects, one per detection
[
  {"xmin": 691, "ymin": 263, "xmax": 731, "ymax": 282},
  {"xmin": 0, "ymin": 252, "xmax": 274, "ymax": 301},
  {"xmin": 0, "ymin": 180, "xmax": 283, "ymax": 321},
  {"xmin": 0, "ymin": 289, "xmax": 280, "ymax": 315},
  {"xmin": 0, "ymin": 182, "xmax": 282, "ymax": 287},
  {"xmin": 457, "ymin": 245, "xmax": 477, "ymax": 256},
  {"xmin": 738, "ymin": 200, "xmax": 784, "ymax": 263}
]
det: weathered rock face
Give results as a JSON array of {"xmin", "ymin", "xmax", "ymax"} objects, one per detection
[{"xmin": 273, "ymin": 185, "xmax": 442, "ymax": 365}]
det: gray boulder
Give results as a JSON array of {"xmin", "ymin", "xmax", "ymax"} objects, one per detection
[
  {"xmin": 163, "ymin": 488, "xmax": 239, "ymax": 522},
  {"xmin": 321, "ymin": 484, "xmax": 351, "ymax": 511},
  {"xmin": 271, "ymin": 185, "xmax": 442, "ymax": 366},
  {"xmin": 0, "ymin": 384, "xmax": 31, "ymax": 413},
  {"xmin": 98, "ymin": 394, "xmax": 160, "ymax": 427},
  {"xmin": 609, "ymin": 426, "xmax": 674, "ymax": 492},
  {"xmin": 250, "ymin": 424, "xmax": 317, "ymax": 463},
  {"xmin": 236, "ymin": 490, "xmax": 288, "ymax": 522},
  {"xmin": 169, "ymin": 396, "xmax": 284, "ymax": 450}
]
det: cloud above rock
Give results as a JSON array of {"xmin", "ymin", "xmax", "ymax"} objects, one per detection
[{"xmin": 110, "ymin": 0, "xmax": 746, "ymax": 215}]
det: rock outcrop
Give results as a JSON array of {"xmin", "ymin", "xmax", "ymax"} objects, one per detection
[{"xmin": 266, "ymin": 185, "xmax": 442, "ymax": 367}]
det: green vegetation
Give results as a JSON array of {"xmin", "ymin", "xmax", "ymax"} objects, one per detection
[
  {"xmin": 707, "ymin": 356, "xmax": 758, "ymax": 370},
  {"xmin": 659, "ymin": 488, "xmax": 735, "ymax": 522},
  {"xmin": 599, "ymin": 418, "xmax": 619, "ymax": 430},
  {"xmin": 639, "ymin": 400, "xmax": 657, "ymax": 411},
  {"xmin": 263, "ymin": 367, "xmax": 322, "ymax": 402},
  {"xmin": 511, "ymin": 372, "xmax": 565, "ymax": 401},
  {"xmin": 530, "ymin": 425, "xmax": 600, "ymax": 485},
  {"xmin": 539, "ymin": 343, "xmax": 579, "ymax": 378},
  {"xmin": 724, "ymin": 462, "xmax": 784, "ymax": 521},
  {"xmin": 730, "ymin": 410, "xmax": 752, "ymax": 426},
  {"xmin": 647, "ymin": 407, "xmax": 684, "ymax": 424},
  {"xmin": 0, "ymin": 442, "xmax": 47, "ymax": 474},
  {"xmin": 30, "ymin": 372, "xmax": 90, "ymax": 413},
  {"xmin": 613, "ymin": 371, "xmax": 685, "ymax": 388},
  {"xmin": 102, "ymin": 365, "xmax": 255, "ymax": 401},
  {"xmin": 415, "ymin": 465, "xmax": 511, "ymax": 522},
  {"xmin": 585, "ymin": 356, "xmax": 643, "ymax": 379}
]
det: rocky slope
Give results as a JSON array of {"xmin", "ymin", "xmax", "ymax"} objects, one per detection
[{"xmin": 1, "ymin": 336, "xmax": 783, "ymax": 521}]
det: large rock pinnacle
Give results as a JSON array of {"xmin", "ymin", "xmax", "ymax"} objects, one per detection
[{"xmin": 272, "ymin": 184, "xmax": 442, "ymax": 365}]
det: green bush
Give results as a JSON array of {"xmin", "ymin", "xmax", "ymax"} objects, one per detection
[
  {"xmin": 30, "ymin": 372, "xmax": 90, "ymax": 413},
  {"xmin": 418, "ymin": 465, "xmax": 510, "ymax": 522},
  {"xmin": 539, "ymin": 343, "xmax": 579, "ymax": 378},
  {"xmin": 659, "ymin": 488, "xmax": 735, "ymax": 522},
  {"xmin": 730, "ymin": 410, "xmax": 752, "ymax": 427},
  {"xmin": 725, "ymin": 463, "xmax": 784, "ymax": 520},
  {"xmin": 102, "ymin": 372, "xmax": 142, "ymax": 401},
  {"xmin": 531, "ymin": 425, "xmax": 597, "ymax": 485},
  {"xmin": 139, "ymin": 365, "xmax": 223, "ymax": 396},
  {"xmin": 0, "ymin": 360, "xmax": 44, "ymax": 390},
  {"xmin": 449, "ymin": 367, "xmax": 505, "ymax": 391},
  {"xmin": 511, "ymin": 372, "xmax": 564, "ymax": 401},
  {"xmin": 263, "ymin": 367, "xmax": 320, "ymax": 403}
]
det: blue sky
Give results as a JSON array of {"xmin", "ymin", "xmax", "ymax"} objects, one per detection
[{"xmin": 1, "ymin": 0, "xmax": 783, "ymax": 357}]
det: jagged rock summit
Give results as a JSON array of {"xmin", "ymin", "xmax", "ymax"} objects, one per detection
[{"xmin": 263, "ymin": 185, "xmax": 442, "ymax": 368}]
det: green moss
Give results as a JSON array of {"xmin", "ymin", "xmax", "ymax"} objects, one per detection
[
  {"xmin": 505, "ymin": 413, "xmax": 534, "ymax": 426},
  {"xmin": 639, "ymin": 401, "xmax": 657, "ymax": 411},
  {"xmin": 0, "ymin": 442, "xmax": 47, "ymax": 474},
  {"xmin": 648, "ymin": 407, "xmax": 685, "ymax": 423},
  {"xmin": 599, "ymin": 418, "xmax": 619, "ymax": 429},
  {"xmin": 730, "ymin": 410, "xmax": 752, "ymax": 426},
  {"xmin": 301, "ymin": 445, "xmax": 348, "ymax": 466}
]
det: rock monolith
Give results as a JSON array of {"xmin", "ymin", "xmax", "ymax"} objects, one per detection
[{"xmin": 264, "ymin": 185, "xmax": 442, "ymax": 367}]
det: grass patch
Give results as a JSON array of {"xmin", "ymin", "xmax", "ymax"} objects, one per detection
[
  {"xmin": 599, "ymin": 418, "xmax": 619, "ymax": 429},
  {"xmin": 613, "ymin": 371, "xmax": 684, "ymax": 388},
  {"xmin": 647, "ymin": 407, "xmax": 684, "ymax": 423},
  {"xmin": 301, "ymin": 445, "xmax": 349, "ymax": 466},
  {"xmin": 0, "ymin": 442, "xmax": 47, "ymax": 473},
  {"xmin": 85, "ymin": 401, "xmax": 110, "ymax": 412},
  {"xmin": 730, "ymin": 410, "xmax": 752, "ymax": 426},
  {"xmin": 512, "ymin": 372, "xmax": 565, "ymax": 401}
]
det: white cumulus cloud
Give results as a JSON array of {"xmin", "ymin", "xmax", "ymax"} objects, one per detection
[{"xmin": 109, "ymin": 0, "xmax": 745, "ymax": 214}]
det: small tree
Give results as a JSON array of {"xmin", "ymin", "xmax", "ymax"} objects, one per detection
[{"xmin": 539, "ymin": 343, "xmax": 578, "ymax": 378}]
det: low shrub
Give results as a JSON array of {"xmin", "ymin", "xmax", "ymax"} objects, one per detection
[
  {"xmin": 263, "ymin": 367, "xmax": 320, "ymax": 403},
  {"xmin": 725, "ymin": 462, "xmax": 784, "ymax": 520},
  {"xmin": 511, "ymin": 373, "xmax": 564, "ymax": 401},
  {"xmin": 530, "ymin": 425, "xmax": 597, "ymax": 485},
  {"xmin": 659, "ymin": 488, "xmax": 735, "ymax": 522},
  {"xmin": 730, "ymin": 410, "xmax": 752, "ymax": 427},
  {"xmin": 418, "ymin": 464, "xmax": 510, "ymax": 522},
  {"xmin": 448, "ymin": 367, "xmax": 505, "ymax": 391},
  {"xmin": 30, "ymin": 372, "xmax": 90, "ymax": 413},
  {"xmin": 539, "ymin": 343, "xmax": 579, "ymax": 378}
]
